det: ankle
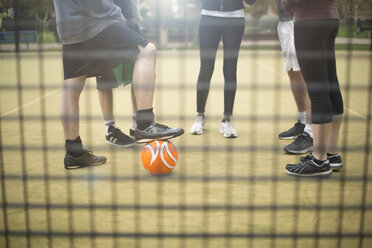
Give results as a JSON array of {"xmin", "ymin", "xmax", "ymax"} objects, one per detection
[
  {"xmin": 65, "ymin": 136, "xmax": 84, "ymax": 157},
  {"xmin": 136, "ymin": 108, "xmax": 154, "ymax": 130}
]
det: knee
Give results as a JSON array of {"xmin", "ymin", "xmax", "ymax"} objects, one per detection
[
  {"xmin": 200, "ymin": 62, "xmax": 214, "ymax": 76},
  {"xmin": 139, "ymin": 42, "xmax": 157, "ymax": 58}
]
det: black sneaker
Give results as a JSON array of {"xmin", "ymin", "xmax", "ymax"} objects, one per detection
[
  {"xmin": 284, "ymin": 132, "xmax": 313, "ymax": 154},
  {"xmin": 64, "ymin": 150, "xmax": 107, "ymax": 170},
  {"xmin": 106, "ymin": 126, "xmax": 135, "ymax": 147},
  {"xmin": 135, "ymin": 122, "xmax": 184, "ymax": 143},
  {"xmin": 328, "ymin": 153, "xmax": 342, "ymax": 170},
  {"xmin": 278, "ymin": 121, "xmax": 305, "ymax": 140},
  {"xmin": 286, "ymin": 155, "xmax": 332, "ymax": 177}
]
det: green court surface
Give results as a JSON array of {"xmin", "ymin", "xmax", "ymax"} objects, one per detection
[{"xmin": 0, "ymin": 50, "xmax": 371, "ymax": 248}]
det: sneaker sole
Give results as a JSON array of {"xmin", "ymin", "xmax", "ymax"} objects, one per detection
[
  {"xmin": 190, "ymin": 125, "xmax": 206, "ymax": 135},
  {"xmin": 284, "ymin": 146, "xmax": 313, "ymax": 154},
  {"xmin": 285, "ymin": 169, "xmax": 332, "ymax": 177},
  {"xmin": 64, "ymin": 160, "xmax": 106, "ymax": 170},
  {"xmin": 136, "ymin": 130, "xmax": 185, "ymax": 143},
  {"xmin": 330, "ymin": 163, "xmax": 342, "ymax": 170},
  {"xmin": 279, "ymin": 135, "xmax": 298, "ymax": 140},
  {"xmin": 190, "ymin": 130, "xmax": 204, "ymax": 135},
  {"xmin": 222, "ymin": 134, "xmax": 237, "ymax": 138},
  {"xmin": 106, "ymin": 140, "xmax": 135, "ymax": 148},
  {"xmin": 219, "ymin": 130, "xmax": 237, "ymax": 138}
]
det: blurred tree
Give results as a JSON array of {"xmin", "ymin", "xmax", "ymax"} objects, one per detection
[
  {"xmin": 20, "ymin": 0, "xmax": 54, "ymax": 19},
  {"xmin": 245, "ymin": 0, "xmax": 276, "ymax": 19}
]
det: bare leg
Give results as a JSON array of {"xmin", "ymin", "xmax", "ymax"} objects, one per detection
[
  {"xmin": 131, "ymin": 84, "xmax": 138, "ymax": 114},
  {"xmin": 60, "ymin": 75, "xmax": 86, "ymax": 140},
  {"xmin": 132, "ymin": 43, "xmax": 157, "ymax": 110},
  {"xmin": 312, "ymin": 123, "xmax": 331, "ymax": 161},
  {"xmin": 288, "ymin": 70, "xmax": 312, "ymax": 124},
  {"xmin": 327, "ymin": 114, "xmax": 343, "ymax": 154},
  {"xmin": 98, "ymin": 89, "xmax": 114, "ymax": 121}
]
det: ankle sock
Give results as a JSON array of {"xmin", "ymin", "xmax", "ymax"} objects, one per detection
[
  {"xmin": 222, "ymin": 116, "xmax": 230, "ymax": 123},
  {"xmin": 104, "ymin": 119, "xmax": 116, "ymax": 135},
  {"xmin": 136, "ymin": 108, "xmax": 154, "ymax": 130},
  {"xmin": 65, "ymin": 136, "xmax": 84, "ymax": 158},
  {"xmin": 313, "ymin": 157, "xmax": 327, "ymax": 166},
  {"xmin": 299, "ymin": 111, "xmax": 306, "ymax": 125},
  {"xmin": 304, "ymin": 124, "xmax": 313, "ymax": 138},
  {"xmin": 131, "ymin": 114, "xmax": 137, "ymax": 130}
]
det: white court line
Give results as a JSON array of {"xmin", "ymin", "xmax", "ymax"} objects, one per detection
[
  {"xmin": 0, "ymin": 88, "xmax": 60, "ymax": 118},
  {"xmin": 247, "ymin": 56, "xmax": 368, "ymax": 121}
]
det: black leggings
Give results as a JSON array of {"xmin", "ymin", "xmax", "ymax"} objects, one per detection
[
  {"xmin": 196, "ymin": 15, "xmax": 245, "ymax": 116},
  {"xmin": 294, "ymin": 19, "xmax": 344, "ymax": 124}
]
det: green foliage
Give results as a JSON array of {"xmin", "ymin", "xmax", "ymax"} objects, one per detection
[
  {"xmin": 19, "ymin": 0, "xmax": 54, "ymax": 19},
  {"xmin": 258, "ymin": 14, "xmax": 278, "ymax": 32},
  {"xmin": 336, "ymin": 0, "xmax": 372, "ymax": 20},
  {"xmin": 245, "ymin": 0, "xmax": 276, "ymax": 19},
  {"xmin": 338, "ymin": 25, "xmax": 371, "ymax": 38}
]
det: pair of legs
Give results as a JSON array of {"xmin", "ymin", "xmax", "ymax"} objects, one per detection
[
  {"xmin": 61, "ymin": 44, "xmax": 157, "ymax": 141},
  {"xmin": 277, "ymin": 20, "xmax": 313, "ymax": 154},
  {"xmin": 287, "ymin": 70, "xmax": 311, "ymax": 125},
  {"xmin": 191, "ymin": 15, "xmax": 244, "ymax": 137},
  {"xmin": 98, "ymin": 23, "xmax": 143, "ymax": 135},
  {"xmin": 196, "ymin": 15, "xmax": 244, "ymax": 118},
  {"xmin": 294, "ymin": 19, "xmax": 343, "ymax": 161}
]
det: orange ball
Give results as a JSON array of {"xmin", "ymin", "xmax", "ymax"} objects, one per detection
[{"xmin": 141, "ymin": 140, "xmax": 178, "ymax": 175}]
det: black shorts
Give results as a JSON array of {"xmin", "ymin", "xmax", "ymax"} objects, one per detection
[{"xmin": 63, "ymin": 22, "xmax": 149, "ymax": 81}]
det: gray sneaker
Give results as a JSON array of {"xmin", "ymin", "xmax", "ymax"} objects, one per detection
[
  {"xmin": 278, "ymin": 121, "xmax": 305, "ymax": 140},
  {"xmin": 284, "ymin": 132, "xmax": 313, "ymax": 154},
  {"xmin": 135, "ymin": 122, "xmax": 184, "ymax": 143}
]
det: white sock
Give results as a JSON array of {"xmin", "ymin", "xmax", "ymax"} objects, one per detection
[
  {"xmin": 104, "ymin": 119, "xmax": 116, "ymax": 135},
  {"xmin": 131, "ymin": 114, "xmax": 137, "ymax": 130},
  {"xmin": 299, "ymin": 111, "xmax": 306, "ymax": 125},
  {"xmin": 304, "ymin": 124, "xmax": 313, "ymax": 138}
]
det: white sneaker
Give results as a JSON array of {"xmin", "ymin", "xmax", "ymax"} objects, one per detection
[
  {"xmin": 220, "ymin": 120, "xmax": 237, "ymax": 138},
  {"xmin": 190, "ymin": 115, "xmax": 206, "ymax": 135}
]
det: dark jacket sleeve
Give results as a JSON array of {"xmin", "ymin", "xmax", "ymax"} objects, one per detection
[{"xmin": 244, "ymin": 0, "xmax": 256, "ymax": 5}]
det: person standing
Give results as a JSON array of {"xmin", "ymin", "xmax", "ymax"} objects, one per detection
[
  {"xmin": 54, "ymin": 0, "xmax": 184, "ymax": 169},
  {"xmin": 276, "ymin": 0, "xmax": 313, "ymax": 154},
  {"xmin": 190, "ymin": 0, "xmax": 255, "ymax": 138},
  {"xmin": 96, "ymin": 0, "xmax": 145, "ymax": 147},
  {"xmin": 282, "ymin": 0, "xmax": 344, "ymax": 177}
]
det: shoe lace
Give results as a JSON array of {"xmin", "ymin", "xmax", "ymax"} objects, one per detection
[
  {"xmin": 196, "ymin": 115, "xmax": 204, "ymax": 122},
  {"xmin": 300, "ymin": 153, "xmax": 313, "ymax": 165},
  {"xmin": 286, "ymin": 121, "xmax": 303, "ymax": 134},
  {"xmin": 83, "ymin": 149, "xmax": 93, "ymax": 157},
  {"xmin": 155, "ymin": 123, "xmax": 169, "ymax": 130},
  {"xmin": 223, "ymin": 121, "xmax": 235, "ymax": 133},
  {"xmin": 293, "ymin": 133, "xmax": 310, "ymax": 144}
]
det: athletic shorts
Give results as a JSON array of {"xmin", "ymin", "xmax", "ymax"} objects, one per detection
[
  {"xmin": 95, "ymin": 24, "xmax": 142, "ymax": 89},
  {"xmin": 62, "ymin": 22, "xmax": 149, "ymax": 89},
  {"xmin": 277, "ymin": 20, "xmax": 300, "ymax": 72}
]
